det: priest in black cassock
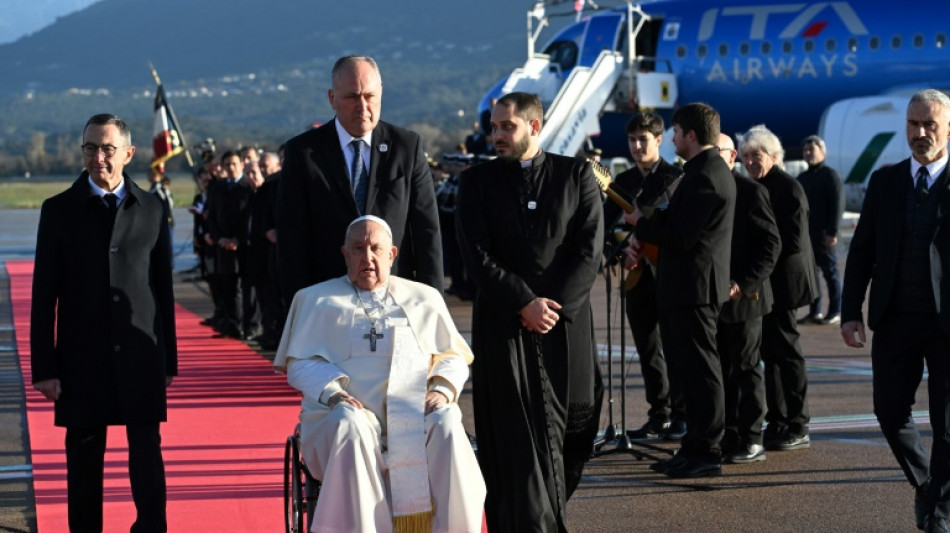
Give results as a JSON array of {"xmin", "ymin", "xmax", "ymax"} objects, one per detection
[{"xmin": 456, "ymin": 92, "xmax": 604, "ymax": 532}]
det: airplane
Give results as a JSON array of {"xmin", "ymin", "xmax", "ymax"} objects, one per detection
[{"xmin": 478, "ymin": 0, "xmax": 950, "ymax": 210}]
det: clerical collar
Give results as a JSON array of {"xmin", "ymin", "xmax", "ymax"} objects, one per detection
[
  {"xmin": 87, "ymin": 175, "xmax": 127, "ymax": 202},
  {"xmin": 519, "ymin": 150, "xmax": 544, "ymax": 169}
]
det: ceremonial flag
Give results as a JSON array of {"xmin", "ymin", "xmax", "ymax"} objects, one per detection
[{"xmin": 151, "ymin": 83, "xmax": 186, "ymax": 171}]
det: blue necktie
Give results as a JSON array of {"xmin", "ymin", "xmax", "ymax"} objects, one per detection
[
  {"xmin": 351, "ymin": 139, "xmax": 368, "ymax": 215},
  {"xmin": 916, "ymin": 166, "xmax": 930, "ymax": 204}
]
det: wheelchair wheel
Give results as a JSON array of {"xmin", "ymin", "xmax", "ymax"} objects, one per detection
[{"xmin": 284, "ymin": 435, "xmax": 306, "ymax": 533}]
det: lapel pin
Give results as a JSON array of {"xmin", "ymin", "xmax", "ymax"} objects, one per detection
[{"xmin": 379, "ymin": 143, "xmax": 389, "ymax": 153}]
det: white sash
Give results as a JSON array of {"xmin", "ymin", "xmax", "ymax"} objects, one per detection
[{"xmin": 385, "ymin": 326, "xmax": 432, "ymax": 523}]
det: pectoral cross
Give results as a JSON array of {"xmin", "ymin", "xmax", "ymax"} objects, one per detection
[{"xmin": 364, "ymin": 326, "xmax": 384, "ymax": 352}]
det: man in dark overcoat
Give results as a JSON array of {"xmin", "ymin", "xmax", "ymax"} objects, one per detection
[
  {"xmin": 602, "ymin": 111, "xmax": 686, "ymax": 440},
  {"xmin": 207, "ymin": 150, "xmax": 253, "ymax": 339},
  {"xmin": 624, "ymin": 103, "xmax": 736, "ymax": 478},
  {"xmin": 278, "ymin": 55, "xmax": 442, "ymax": 302},
  {"xmin": 31, "ymin": 113, "xmax": 177, "ymax": 532},
  {"xmin": 714, "ymin": 133, "xmax": 781, "ymax": 463},
  {"xmin": 457, "ymin": 92, "xmax": 603, "ymax": 532},
  {"xmin": 842, "ymin": 89, "xmax": 950, "ymax": 532},
  {"xmin": 797, "ymin": 134, "xmax": 843, "ymax": 324},
  {"xmin": 739, "ymin": 125, "xmax": 818, "ymax": 451}
]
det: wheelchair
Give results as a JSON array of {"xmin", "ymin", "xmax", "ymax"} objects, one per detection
[{"xmin": 283, "ymin": 423, "xmax": 321, "ymax": 533}]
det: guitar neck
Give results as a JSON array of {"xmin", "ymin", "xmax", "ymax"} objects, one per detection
[
  {"xmin": 604, "ymin": 186, "xmax": 634, "ymax": 213},
  {"xmin": 590, "ymin": 159, "xmax": 634, "ymax": 213}
]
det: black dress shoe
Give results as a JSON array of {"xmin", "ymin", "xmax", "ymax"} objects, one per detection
[
  {"xmin": 664, "ymin": 419, "xmax": 688, "ymax": 441},
  {"xmin": 720, "ymin": 429, "xmax": 740, "ymax": 456},
  {"xmin": 917, "ymin": 480, "xmax": 932, "ymax": 530},
  {"xmin": 774, "ymin": 432, "xmax": 810, "ymax": 451},
  {"xmin": 214, "ymin": 324, "xmax": 242, "ymax": 339},
  {"xmin": 627, "ymin": 419, "xmax": 671, "ymax": 439},
  {"xmin": 665, "ymin": 457, "xmax": 722, "ymax": 478},
  {"xmin": 763, "ymin": 424, "xmax": 788, "ymax": 450},
  {"xmin": 797, "ymin": 312, "xmax": 824, "ymax": 325},
  {"xmin": 650, "ymin": 453, "xmax": 688, "ymax": 473},
  {"xmin": 725, "ymin": 443, "xmax": 766, "ymax": 464}
]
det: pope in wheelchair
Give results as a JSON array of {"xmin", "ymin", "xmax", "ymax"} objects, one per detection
[{"xmin": 274, "ymin": 215, "xmax": 486, "ymax": 533}]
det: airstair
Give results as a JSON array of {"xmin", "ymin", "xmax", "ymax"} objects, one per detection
[{"xmin": 537, "ymin": 50, "xmax": 625, "ymax": 156}]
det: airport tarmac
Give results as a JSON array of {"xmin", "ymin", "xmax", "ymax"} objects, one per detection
[{"xmin": 0, "ymin": 207, "xmax": 929, "ymax": 532}]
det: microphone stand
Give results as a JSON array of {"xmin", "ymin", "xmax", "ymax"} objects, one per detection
[{"xmin": 593, "ymin": 229, "xmax": 673, "ymax": 461}]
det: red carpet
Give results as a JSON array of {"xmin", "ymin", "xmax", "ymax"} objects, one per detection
[{"xmin": 8, "ymin": 260, "xmax": 302, "ymax": 532}]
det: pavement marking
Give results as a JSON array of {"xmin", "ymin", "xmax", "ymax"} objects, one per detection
[
  {"xmin": 0, "ymin": 464, "xmax": 33, "ymax": 481},
  {"xmin": 810, "ymin": 411, "xmax": 929, "ymax": 431},
  {"xmin": 825, "ymin": 437, "xmax": 888, "ymax": 446}
]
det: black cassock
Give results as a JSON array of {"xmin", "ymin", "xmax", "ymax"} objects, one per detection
[{"xmin": 457, "ymin": 152, "xmax": 604, "ymax": 532}]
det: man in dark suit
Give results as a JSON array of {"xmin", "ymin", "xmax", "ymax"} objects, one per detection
[
  {"xmin": 625, "ymin": 103, "xmax": 736, "ymax": 478},
  {"xmin": 278, "ymin": 55, "xmax": 442, "ymax": 303},
  {"xmin": 31, "ymin": 114, "xmax": 177, "ymax": 532},
  {"xmin": 842, "ymin": 89, "xmax": 950, "ymax": 533},
  {"xmin": 798, "ymin": 134, "xmax": 844, "ymax": 325},
  {"xmin": 715, "ymin": 133, "xmax": 781, "ymax": 463},
  {"xmin": 457, "ymin": 92, "xmax": 603, "ymax": 531},
  {"xmin": 207, "ymin": 150, "xmax": 253, "ymax": 339},
  {"xmin": 739, "ymin": 125, "xmax": 818, "ymax": 452},
  {"xmin": 250, "ymin": 152, "xmax": 283, "ymax": 349},
  {"xmin": 603, "ymin": 112, "xmax": 686, "ymax": 440}
]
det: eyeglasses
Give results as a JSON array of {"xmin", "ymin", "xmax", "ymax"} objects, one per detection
[
  {"xmin": 81, "ymin": 143, "xmax": 129, "ymax": 157},
  {"xmin": 718, "ymin": 147, "xmax": 735, "ymax": 153}
]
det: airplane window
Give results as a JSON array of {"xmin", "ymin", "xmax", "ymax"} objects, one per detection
[
  {"xmin": 803, "ymin": 39, "xmax": 815, "ymax": 53},
  {"xmin": 825, "ymin": 38, "xmax": 836, "ymax": 52},
  {"xmin": 869, "ymin": 36, "xmax": 880, "ymax": 50},
  {"xmin": 718, "ymin": 43, "xmax": 729, "ymax": 57},
  {"xmin": 913, "ymin": 34, "xmax": 924, "ymax": 49},
  {"xmin": 848, "ymin": 37, "xmax": 858, "ymax": 52},
  {"xmin": 782, "ymin": 41, "xmax": 793, "ymax": 54},
  {"xmin": 739, "ymin": 42, "xmax": 749, "ymax": 56},
  {"xmin": 891, "ymin": 35, "xmax": 902, "ymax": 49},
  {"xmin": 542, "ymin": 41, "xmax": 579, "ymax": 72},
  {"xmin": 676, "ymin": 45, "xmax": 686, "ymax": 58},
  {"xmin": 939, "ymin": 33, "xmax": 947, "ymax": 49},
  {"xmin": 697, "ymin": 44, "xmax": 708, "ymax": 58},
  {"xmin": 761, "ymin": 41, "xmax": 772, "ymax": 55}
]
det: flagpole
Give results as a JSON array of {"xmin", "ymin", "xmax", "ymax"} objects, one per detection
[{"xmin": 148, "ymin": 62, "xmax": 195, "ymax": 169}]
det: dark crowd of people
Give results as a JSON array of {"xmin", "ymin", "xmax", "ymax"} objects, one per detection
[
  {"xmin": 189, "ymin": 146, "xmax": 284, "ymax": 350},
  {"xmin": 28, "ymin": 49, "xmax": 950, "ymax": 533}
]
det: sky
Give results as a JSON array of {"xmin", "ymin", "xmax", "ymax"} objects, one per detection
[{"xmin": 0, "ymin": 0, "xmax": 100, "ymax": 44}]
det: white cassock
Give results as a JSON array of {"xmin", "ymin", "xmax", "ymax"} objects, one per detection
[{"xmin": 274, "ymin": 276, "xmax": 486, "ymax": 533}]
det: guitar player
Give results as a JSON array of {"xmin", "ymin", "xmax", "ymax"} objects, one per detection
[{"xmin": 601, "ymin": 112, "xmax": 686, "ymax": 441}]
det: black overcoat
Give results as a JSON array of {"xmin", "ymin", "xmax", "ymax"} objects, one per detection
[
  {"xmin": 207, "ymin": 177, "xmax": 253, "ymax": 276},
  {"xmin": 759, "ymin": 166, "xmax": 819, "ymax": 310},
  {"xmin": 457, "ymin": 152, "xmax": 604, "ymax": 532},
  {"xmin": 278, "ymin": 120, "xmax": 443, "ymax": 302},
  {"xmin": 245, "ymin": 177, "xmax": 277, "ymax": 281},
  {"xmin": 844, "ymin": 159, "xmax": 950, "ymax": 333},
  {"xmin": 31, "ymin": 173, "xmax": 177, "ymax": 427},
  {"xmin": 635, "ymin": 148, "xmax": 736, "ymax": 308},
  {"xmin": 720, "ymin": 174, "xmax": 781, "ymax": 323}
]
